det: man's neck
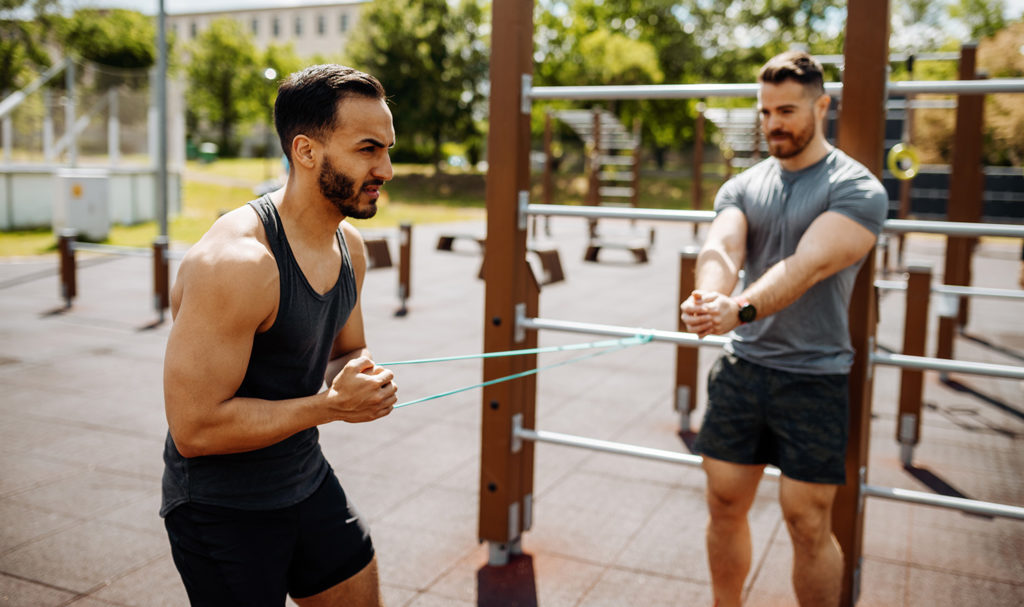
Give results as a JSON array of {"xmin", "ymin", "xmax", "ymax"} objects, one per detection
[
  {"xmin": 777, "ymin": 138, "xmax": 832, "ymax": 172},
  {"xmin": 275, "ymin": 179, "xmax": 344, "ymax": 248}
]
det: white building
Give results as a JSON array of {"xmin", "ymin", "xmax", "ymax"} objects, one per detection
[{"xmin": 167, "ymin": 1, "xmax": 368, "ymax": 59}]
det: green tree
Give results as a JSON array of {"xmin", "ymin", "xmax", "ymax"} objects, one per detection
[
  {"xmin": 0, "ymin": 0, "xmax": 59, "ymax": 95},
  {"xmin": 951, "ymin": 0, "xmax": 1007, "ymax": 41},
  {"xmin": 185, "ymin": 18, "xmax": 261, "ymax": 155},
  {"xmin": 344, "ymin": 0, "xmax": 489, "ymax": 170}
]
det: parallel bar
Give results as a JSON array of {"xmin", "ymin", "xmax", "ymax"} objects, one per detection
[
  {"xmin": 527, "ymin": 79, "xmax": 1024, "ymax": 101},
  {"xmin": 526, "ymin": 205, "xmax": 1023, "ymax": 239},
  {"xmin": 526, "ymin": 203, "xmax": 715, "ymax": 223},
  {"xmin": 71, "ymin": 242, "xmax": 154, "ymax": 258},
  {"xmin": 875, "ymin": 280, "xmax": 1024, "ymax": 300},
  {"xmin": 519, "ymin": 316, "xmax": 729, "ymax": 349},
  {"xmin": 871, "ymin": 351, "xmax": 1024, "ymax": 380},
  {"xmin": 862, "ymin": 484, "xmax": 1024, "ymax": 521},
  {"xmin": 515, "ymin": 427, "xmax": 782, "ymax": 478},
  {"xmin": 882, "ymin": 219, "xmax": 1024, "ymax": 238}
]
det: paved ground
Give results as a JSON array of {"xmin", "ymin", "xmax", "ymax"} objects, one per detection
[{"xmin": 1, "ymin": 215, "xmax": 1022, "ymax": 606}]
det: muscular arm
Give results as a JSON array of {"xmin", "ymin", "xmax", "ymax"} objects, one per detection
[
  {"xmin": 164, "ymin": 217, "xmax": 395, "ymax": 459},
  {"xmin": 686, "ymin": 211, "xmax": 877, "ymax": 337},
  {"xmin": 681, "ymin": 207, "xmax": 747, "ymax": 337}
]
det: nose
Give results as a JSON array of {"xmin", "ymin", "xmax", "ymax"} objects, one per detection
[{"xmin": 374, "ymin": 152, "xmax": 394, "ymax": 182}]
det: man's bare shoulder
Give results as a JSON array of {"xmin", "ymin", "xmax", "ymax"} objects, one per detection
[{"xmin": 175, "ymin": 206, "xmax": 277, "ymax": 307}]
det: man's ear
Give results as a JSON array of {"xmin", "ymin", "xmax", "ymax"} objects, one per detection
[
  {"xmin": 291, "ymin": 135, "xmax": 318, "ymax": 170},
  {"xmin": 814, "ymin": 93, "xmax": 831, "ymax": 120}
]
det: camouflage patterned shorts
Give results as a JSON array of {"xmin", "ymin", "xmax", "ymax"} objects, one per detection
[{"xmin": 694, "ymin": 353, "xmax": 849, "ymax": 485}]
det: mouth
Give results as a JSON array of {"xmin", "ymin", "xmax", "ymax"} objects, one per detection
[{"xmin": 361, "ymin": 182, "xmax": 383, "ymax": 201}]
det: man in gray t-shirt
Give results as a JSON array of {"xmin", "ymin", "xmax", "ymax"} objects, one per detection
[{"xmin": 681, "ymin": 51, "xmax": 887, "ymax": 607}]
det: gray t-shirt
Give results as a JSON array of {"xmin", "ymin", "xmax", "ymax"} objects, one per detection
[{"xmin": 715, "ymin": 148, "xmax": 888, "ymax": 375}]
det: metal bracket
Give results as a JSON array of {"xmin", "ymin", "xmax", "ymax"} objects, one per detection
[
  {"xmin": 517, "ymin": 190, "xmax": 529, "ymax": 232},
  {"xmin": 514, "ymin": 302, "xmax": 526, "ymax": 343},
  {"xmin": 508, "ymin": 501, "xmax": 520, "ymax": 544},
  {"xmin": 523, "ymin": 493, "xmax": 533, "ymax": 532},
  {"xmin": 511, "ymin": 413, "xmax": 523, "ymax": 454},
  {"xmin": 866, "ymin": 336, "xmax": 875, "ymax": 381},
  {"xmin": 521, "ymin": 73, "xmax": 532, "ymax": 115}
]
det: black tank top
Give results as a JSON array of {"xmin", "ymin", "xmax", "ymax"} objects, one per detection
[{"xmin": 161, "ymin": 195, "xmax": 357, "ymax": 516}]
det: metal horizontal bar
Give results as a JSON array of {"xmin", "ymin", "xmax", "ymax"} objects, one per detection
[
  {"xmin": 882, "ymin": 219, "xmax": 1024, "ymax": 238},
  {"xmin": 862, "ymin": 484, "xmax": 1024, "ymax": 521},
  {"xmin": 870, "ymin": 351, "xmax": 1024, "ymax": 380},
  {"xmin": 526, "ymin": 203, "xmax": 716, "ymax": 223},
  {"xmin": 516, "ymin": 427, "xmax": 781, "ymax": 478},
  {"xmin": 528, "ymin": 79, "xmax": 1024, "ymax": 101},
  {"xmin": 519, "ymin": 316, "xmax": 730, "ymax": 349},
  {"xmin": 932, "ymin": 284, "xmax": 1024, "ymax": 300},
  {"xmin": 875, "ymin": 280, "xmax": 1024, "ymax": 301},
  {"xmin": 71, "ymin": 242, "xmax": 153, "ymax": 258}
]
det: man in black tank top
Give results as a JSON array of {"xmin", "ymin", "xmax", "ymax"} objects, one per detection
[{"xmin": 161, "ymin": 65, "xmax": 398, "ymax": 607}]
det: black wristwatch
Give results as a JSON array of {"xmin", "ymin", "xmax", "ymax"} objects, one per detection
[{"xmin": 736, "ymin": 297, "xmax": 757, "ymax": 324}]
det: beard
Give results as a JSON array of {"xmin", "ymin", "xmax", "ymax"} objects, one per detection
[
  {"xmin": 765, "ymin": 113, "xmax": 816, "ymax": 160},
  {"xmin": 318, "ymin": 154, "xmax": 381, "ymax": 219}
]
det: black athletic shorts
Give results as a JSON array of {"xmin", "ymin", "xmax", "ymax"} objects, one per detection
[
  {"xmin": 694, "ymin": 353, "xmax": 849, "ymax": 485},
  {"xmin": 164, "ymin": 472, "xmax": 375, "ymax": 606}
]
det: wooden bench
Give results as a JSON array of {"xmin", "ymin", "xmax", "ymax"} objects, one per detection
[
  {"xmin": 436, "ymin": 233, "xmax": 486, "ymax": 252},
  {"xmin": 364, "ymin": 237, "xmax": 393, "ymax": 269},
  {"xmin": 476, "ymin": 246, "xmax": 566, "ymax": 286},
  {"xmin": 584, "ymin": 239, "xmax": 649, "ymax": 263}
]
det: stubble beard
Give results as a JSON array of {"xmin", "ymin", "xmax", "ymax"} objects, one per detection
[
  {"xmin": 318, "ymin": 155, "xmax": 379, "ymax": 219},
  {"xmin": 766, "ymin": 114, "xmax": 816, "ymax": 160}
]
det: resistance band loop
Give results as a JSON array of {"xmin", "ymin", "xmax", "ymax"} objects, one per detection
[
  {"xmin": 378, "ymin": 335, "xmax": 650, "ymax": 366},
  {"xmin": 392, "ymin": 334, "xmax": 652, "ymax": 410}
]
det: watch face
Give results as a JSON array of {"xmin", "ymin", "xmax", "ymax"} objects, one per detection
[{"xmin": 739, "ymin": 304, "xmax": 757, "ymax": 323}]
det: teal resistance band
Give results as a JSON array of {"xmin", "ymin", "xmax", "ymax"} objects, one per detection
[{"xmin": 391, "ymin": 334, "xmax": 652, "ymax": 410}]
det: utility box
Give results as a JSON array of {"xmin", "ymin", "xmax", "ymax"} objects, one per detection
[{"xmin": 54, "ymin": 169, "xmax": 110, "ymax": 241}]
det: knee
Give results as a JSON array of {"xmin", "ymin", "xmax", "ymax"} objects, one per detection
[
  {"xmin": 706, "ymin": 488, "xmax": 752, "ymax": 524},
  {"xmin": 783, "ymin": 509, "xmax": 831, "ymax": 552}
]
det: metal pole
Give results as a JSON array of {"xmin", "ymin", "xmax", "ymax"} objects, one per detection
[
  {"xmin": 519, "ymin": 315, "xmax": 730, "ymax": 349},
  {"xmin": 156, "ymin": 0, "xmax": 169, "ymax": 238},
  {"xmin": 871, "ymin": 351, "xmax": 1024, "ymax": 380},
  {"xmin": 862, "ymin": 484, "xmax": 1024, "ymax": 521},
  {"xmin": 835, "ymin": 0, "xmax": 889, "ymax": 603},
  {"xmin": 65, "ymin": 59, "xmax": 77, "ymax": 167}
]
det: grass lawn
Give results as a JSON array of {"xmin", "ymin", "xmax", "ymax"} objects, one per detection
[{"xmin": 0, "ymin": 158, "xmax": 717, "ymax": 257}]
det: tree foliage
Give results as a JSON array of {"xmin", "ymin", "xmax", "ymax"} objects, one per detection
[
  {"xmin": 344, "ymin": 0, "xmax": 489, "ymax": 168},
  {"xmin": 185, "ymin": 18, "xmax": 261, "ymax": 155},
  {"xmin": 0, "ymin": 0, "xmax": 59, "ymax": 94}
]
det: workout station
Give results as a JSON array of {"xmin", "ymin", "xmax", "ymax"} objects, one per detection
[{"xmin": 0, "ymin": 0, "xmax": 1022, "ymax": 605}]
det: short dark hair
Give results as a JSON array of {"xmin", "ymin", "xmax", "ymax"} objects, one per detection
[
  {"xmin": 274, "ymin": 64, "xmax": 386, "ymax": 163},
  {"xmin": 758, "ymin": 50, "xmax": 825, "ymax": 98}
]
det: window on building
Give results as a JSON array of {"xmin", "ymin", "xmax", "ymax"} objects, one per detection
[
  {"xmin": 317, "ymin": 14, "xmax": 326, "ymax": 35},
  {"xmin": 169, "ymin": 22, "xmax": 177, "ymax": 37},
  {"xmin": 272, "ymin": 17, "xmax": 280, "ymax": 37},
  {"xmin": 295, "ymin": 16, "xmax": 302, "ymax": 36},
  {"xmin": 251, "ymin": 18, "xmax": 259, "ymax": 35},
  {"xmin": 340, "ymin": 13, "xmax": 349, "ymax": 32},
  {"xmin": 190, "ymin": 21, "xmax": 197, "ymax": 38}
]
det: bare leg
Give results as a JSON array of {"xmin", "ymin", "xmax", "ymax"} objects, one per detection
[
  {"xmin": 294, "ymin": 555, "xmax": 383, "ymax": 607},
  {"xmin": 703, "ymin": 456, "xmax": 766, "ymax": 607},
  {"xmin": 778, "ymin": 477, "xmax": 842, "ymax": 607}
]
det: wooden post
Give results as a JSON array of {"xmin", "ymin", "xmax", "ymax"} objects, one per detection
[
  {"xmin": 587, "ymin": 109, "xmax": 601, "ymax": 238},
  {"xmin": 834, "ymin": 0, "xmax": 889, "ymax": 604},
  {"xmin": 58, "ymin": 230, "xmax": 77, "ymax": 308},
  {"xmin": 897, "ymin": 265, "xmax": 931, "ymax": 466},
  {"xmin": 396, "ymin": 223, "xmax": 411, "ymax": 317},
  {"xmin": 675, "ymin": 247, "xmax": 700, "ymax": 431},
  {"xmin": 153, "ymin": 236, "xmax": 169, "ymax": 323},
  {"xmin": 630, "ymin": 117, "xmax": 641, "ymax": 209},
  {"xmin": 479, "ymin": 0, "xmax": 535, "ymax": 567},
  {"xmin": 937, "ymin": 44, "xmax": 984, "ymax": 360}
]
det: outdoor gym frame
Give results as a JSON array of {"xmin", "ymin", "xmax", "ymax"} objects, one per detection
[{"xmin": 478, "ymin": 0, "xmax": 1024, "ymax": 604}]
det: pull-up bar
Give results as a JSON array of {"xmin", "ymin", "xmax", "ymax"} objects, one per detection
[{"xmin": 526, "ymin": 78, "xmax": 1024, "ymax": 102}]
